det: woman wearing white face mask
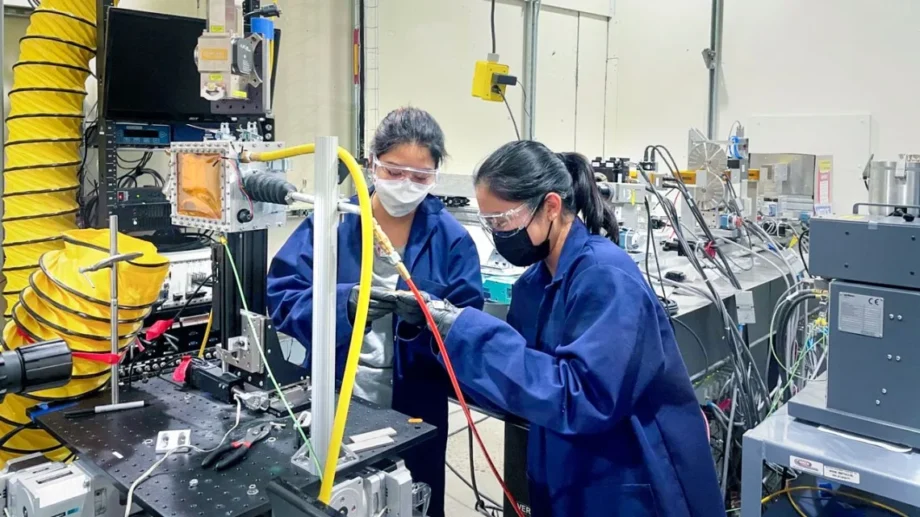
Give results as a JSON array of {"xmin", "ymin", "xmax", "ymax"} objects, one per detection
[{"xmin": 266, "ymin": 107, "xmax": 484, "ymax": 517}]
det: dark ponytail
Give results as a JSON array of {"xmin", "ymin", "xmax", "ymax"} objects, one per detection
[
  {"xmin": 555, "ymin": 152, "xmax": 619, "ymax": 240},
  {"xmin": 475, "ymin": 141, "xmax": 619, "ymax": 242}
]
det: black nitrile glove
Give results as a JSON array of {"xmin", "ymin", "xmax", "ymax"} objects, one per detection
[
  {"xmin": 392, "ymin": 290, "xmax": 429, "ymax": 327},
  {"xmin": 426, "ymin": 298, "xmax": 461, "ymax": 339},
  {"xmin": 347, "ymin": 286, "xmax": 397, "ymax": 327}
]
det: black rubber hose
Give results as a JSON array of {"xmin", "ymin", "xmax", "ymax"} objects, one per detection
[{"xmin": 243, "ymin": 173, "xmax": 296, "ymax": 205}]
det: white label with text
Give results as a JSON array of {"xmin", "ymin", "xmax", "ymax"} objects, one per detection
[{"xmin": 824, "ymin": 466, "xmax": 861, "ymax": 484}]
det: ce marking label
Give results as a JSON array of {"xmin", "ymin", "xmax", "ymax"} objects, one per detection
[{"xmin": 867, "ymin": 297, "xmax": 883, "ymax": 306}]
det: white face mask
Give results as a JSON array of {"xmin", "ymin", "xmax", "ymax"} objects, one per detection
[{"xmin": 374, "ymin": 178, "xmax": 433, "ymax": 217}]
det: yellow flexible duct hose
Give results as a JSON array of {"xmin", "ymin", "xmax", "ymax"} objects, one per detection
[
  {"xmin": 0, "ymin": 229, "xmax": 167, "ymax": 465},
  {"xmin": 3, "ymin": 0, "xmax": 99, "ymax": 316},
  {"xmin": 245, "ymin": 144, "xmax": 373, "ymax": 503}
]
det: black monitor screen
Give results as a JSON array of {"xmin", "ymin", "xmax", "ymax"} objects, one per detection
[{"xmin": 103, "ymin": 8, "xmax": 212, "ymax": 122}]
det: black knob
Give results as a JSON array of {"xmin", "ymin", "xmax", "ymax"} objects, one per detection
[
  {"xmin": 0, "ymin": 340, "xmax": 72, "ymax": 400},
  {"xmin": 237, "ymin": 209, "xmax": 254, "ymax": 223},
  {"xmin": 904, "ymin": 213, "xmax": 916, "ymax": 222}
]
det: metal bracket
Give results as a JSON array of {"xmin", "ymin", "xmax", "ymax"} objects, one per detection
[
  {"xmin": 701, "ymin": 48, "xmax": 716, "ymax": 70},
  {"xmin": 290, "ymin": 441, "xmax": 360, "ymax": 477},
  {"xmin": 217, "ymin": 310, "xmax": 267, "ymax": 374}
]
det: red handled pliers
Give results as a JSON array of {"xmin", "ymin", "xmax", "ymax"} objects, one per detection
[{"xmin": 201, "ymin": 423, "xmax": 272, "ymax": 471}]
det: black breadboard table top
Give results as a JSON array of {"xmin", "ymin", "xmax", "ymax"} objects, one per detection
[{"xmin": 35, "ymin": 378, "xmax": 436, "ymax": 517}]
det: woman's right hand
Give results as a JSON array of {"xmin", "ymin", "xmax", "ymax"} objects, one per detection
[{"xmin": 347, "ymin": 286, "xmax": 397, "ymax": 326}]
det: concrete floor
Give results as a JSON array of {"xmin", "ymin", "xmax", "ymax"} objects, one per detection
[{"xmin": 444, "ymin": 404, "xmax": 506, "ymax": 517}]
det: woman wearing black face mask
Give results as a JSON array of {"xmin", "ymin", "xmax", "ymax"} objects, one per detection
[{"xmin": 394, "ymin": 141, "xmax": 724, "ymax": 517}]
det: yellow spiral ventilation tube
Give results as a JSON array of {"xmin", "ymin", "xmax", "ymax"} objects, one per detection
[
  {"xmin": 3, "ymin": 0, "xmax": 99, "ymax": 316},
  {"xmin": 0, "ymin": 229, "xmax": 167, "ymax": 465}
]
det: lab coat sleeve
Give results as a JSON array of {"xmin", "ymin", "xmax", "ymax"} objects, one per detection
[
  {"xmin": 442, "ymin": 265, "xmax": 665, "ymax": 435},
  {"xmin": 266, "ymin": 216, "xmax": 356, "ymax": 358}
]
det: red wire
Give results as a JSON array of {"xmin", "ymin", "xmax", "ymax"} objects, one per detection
[{"xmin": 405, "ymin": 278, "xmax": 526, "ymax": 517}]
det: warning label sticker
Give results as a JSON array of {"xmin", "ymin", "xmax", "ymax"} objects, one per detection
[{"xmin": 838, "ymin": 292, "xmax": 884, "ymax": 338}]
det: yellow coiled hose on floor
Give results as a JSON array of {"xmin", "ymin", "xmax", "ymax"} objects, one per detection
[
  {"xmin": 0, "ymin": 230, "xmax": 167, "ymax": 465},
  {"xmin": 3, "ymin": 0, "xmax": 98, "ymax": 315}
]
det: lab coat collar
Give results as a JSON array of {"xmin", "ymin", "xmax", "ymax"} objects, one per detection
[
  {"xmin": 404, "ymin": 195, "xmax": 445, "ymax": 272},
  {"xmin": 549, "ymin": 218, "xmax": 590, "ymax": 286}
]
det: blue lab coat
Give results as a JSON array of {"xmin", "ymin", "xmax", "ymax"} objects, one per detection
[
  {"xmin": 266, "ymin": 194, "xmax": 484, "ymax": 517},
  {"xmin": 444, "ymin": 219, "xmax": 724, "ymax": 517}
]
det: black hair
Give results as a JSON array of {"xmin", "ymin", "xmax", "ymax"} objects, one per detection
[
  {"xmin": 475, "ymin": 140, "xmax": 619, "ymax": 241},
  {"xmin": 371, "ymin": 107, "xmax": 447, "ymax": 167}
]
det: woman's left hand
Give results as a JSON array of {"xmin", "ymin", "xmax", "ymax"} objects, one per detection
[{"xmin": 392, "ymin": 290, "xmax": 429, "ymax": 326}]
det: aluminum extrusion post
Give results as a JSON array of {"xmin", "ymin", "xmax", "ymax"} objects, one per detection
[
  {"xmin": 522, "ymin": 0, "xmax": 540, "ymax": 140},
  {"xmin": 706, "ymin": 0, "xmax": 724, "ymax": 140},
  {"xmin": 310, "ymin": 136, "xmax": 340, "ymax": 475},
  {"xmin": 289, "ymin": 192, "xmax": 361, "ymax": 215},
  {"xmin": 109, "ymin": 215, "xmax": 120, "ymax": 404}
]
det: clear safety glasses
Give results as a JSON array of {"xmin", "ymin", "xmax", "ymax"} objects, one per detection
[
  {"xmin": 478, "ymin": 201, "xmax": 539, "ymax": 237},
  {"xmin": 372, "ymin": 157, "xmax": 439, "ymax": 186}
]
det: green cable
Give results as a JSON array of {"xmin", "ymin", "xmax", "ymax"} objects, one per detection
[
  {"xmin": 221, "ymin": 238, "xmax": 323, "ymax": 478},
  {"xmin": 768, "ymin": 335, "xmax": 826, "ymax": 415}
]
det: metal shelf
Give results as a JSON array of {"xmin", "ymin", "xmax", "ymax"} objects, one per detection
[{"xmin": 742, "ymin": 389, "xmax": 920, "ymax": 516}]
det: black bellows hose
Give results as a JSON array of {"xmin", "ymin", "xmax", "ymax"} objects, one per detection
[{"xmin": 243, "ymin": 173, "xmax": 296, "ymax": 205}]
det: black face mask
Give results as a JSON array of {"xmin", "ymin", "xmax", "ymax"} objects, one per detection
[{"xmin": 493, "ymin": 219, "xmax": 553, "ymax": 268}]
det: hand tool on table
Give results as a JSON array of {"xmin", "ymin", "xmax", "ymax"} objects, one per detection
[{"xmin": 201, "ymin": 423, "xmax": 273, "ymax": 471}]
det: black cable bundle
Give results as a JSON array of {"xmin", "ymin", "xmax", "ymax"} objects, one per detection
[
  {"xmin": 243, "ymin": 173, "xmax": 296, "ymax": 205},
  {"xmin": 769, "ymin": 290, "xmax": 820, "ymax": 402},
  {"xmin": 798, "ymin": 228, "xmax": 810, "ymax": 275},
  {"xmin": 636, "ymin": 147, "xmax": 770, "ymax": 427}
]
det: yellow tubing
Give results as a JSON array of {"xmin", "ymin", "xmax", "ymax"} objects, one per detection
[
  {"xmin": 246, "ymin": 144, "xmax": 373, "ymax": 503},
  {"xmin": 245, "ymin": 143, "xmax": 315, "ymax": 162},
  {"xmin": 198, "ymin": 309, "xmax": 214, "ymax": 358},
  {"xmin": 0, "ymin": 229, "xmax": 167, "ymax": 465},
  {"xmin": 4, "ymin": 0, "xmax": 99, "ymax": 316}
]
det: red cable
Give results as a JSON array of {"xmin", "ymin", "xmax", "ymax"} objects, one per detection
[{"xmin": 405, "ymin": 278, "xmax": 526, "ymax": 517}]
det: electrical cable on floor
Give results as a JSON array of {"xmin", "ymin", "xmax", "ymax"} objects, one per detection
[
  {"xmin": 447, "ymin": 416, "xmax": 490, "ymax": 438},
  {"xmin": 220, "ymin": 237, "xmax": 323, "ymax": 477},
  {"xmin": 445, "ymin": 462, "xmax": 504, "ymax": 512}
]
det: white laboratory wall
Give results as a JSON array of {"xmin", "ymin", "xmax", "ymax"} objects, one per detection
[
  {"xmin": 377, "ymin": 0, "xmax": 615, "ymax": 178},
  {"xmin": 609, "ymin": 0, "xmax": 920, "ymax": 214},
  {"xmin": 272, "ymin": 0, "xmax": 354, "ymax": 193},
  {"xmin": 377, "ymin": 0, "xmax": 526, "ymax": 176},
  {"xmin": 605, "ymin": 0, "xmax": 711, "ymax": 165}
]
